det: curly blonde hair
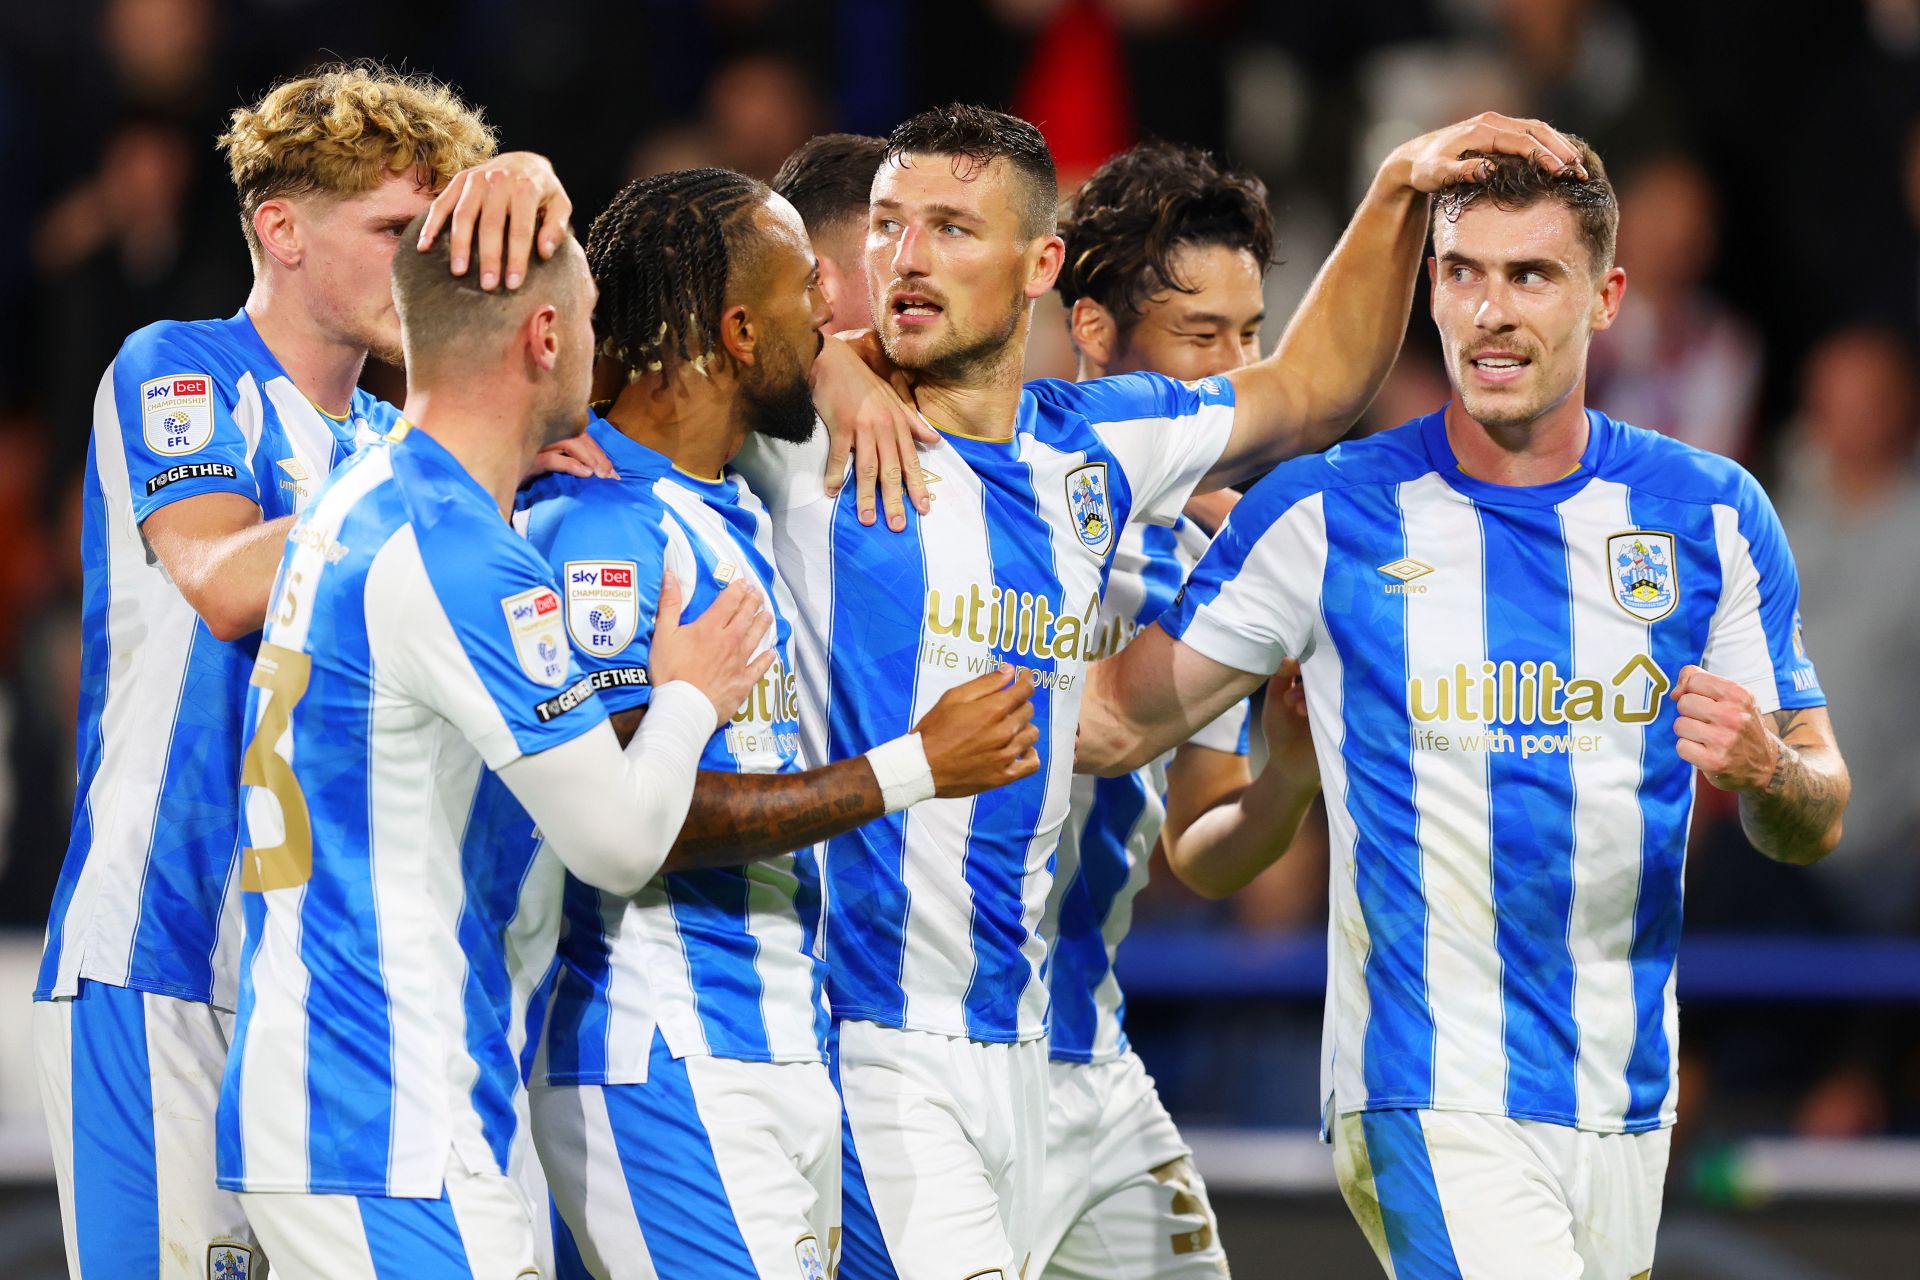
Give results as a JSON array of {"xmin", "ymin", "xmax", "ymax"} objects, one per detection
[{"xmin": 218, "ymin": 61, "xmax": 497, "ymax": 258}]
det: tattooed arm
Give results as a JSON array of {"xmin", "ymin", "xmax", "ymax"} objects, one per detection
[{"xmin": 1669, "ymin": 665, "xmax": 1851, "ymax": 865}]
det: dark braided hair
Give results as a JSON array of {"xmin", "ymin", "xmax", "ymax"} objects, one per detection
[
  {"xmin": 1056, "ymin": 141, "xmax": 1273, "ymax": 330},
  {"xmin": 586, "ymin": 167, "xmax": 771, "ymax": 384}
]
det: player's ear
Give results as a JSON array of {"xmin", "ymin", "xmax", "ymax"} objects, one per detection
[
  {"xmin": 1070, "ymin": 298, "xmax": 1116, "ymax": 371},
  {"xmin": 718, "ymin": 301, "xmax": 756, "ymax": 367},
  {"xmin": 254, "ymin": 199, "xmax": 302, "ymax": 270},
  {"xmin": 1591, "ymin": 264, "xmax": 1627, "ymax": 333},
  {"xmin": 527, "ymin": 303, "xmax": 561, "ymax": 372},
  {"xmin": 1025, "ymin": 233, "xmax": 1065, "ymax": 299}
]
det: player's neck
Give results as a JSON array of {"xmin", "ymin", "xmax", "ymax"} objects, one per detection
[
  {"xmin": 244, "ymin": 281, "xmax": 367, "ymax": 419},
  {"xmin": 1445, "ymin": 392, "xmax": 1590, "ymax": 487},
  {"xmin": 909, "ymin": 339, "xmax": 1030, "ymax": 442},
  {"xmin": 604, "ymin": 373, "xmax": 741, "ymax": 480},
  {"xmin": 400, "ymin": 383, "xmax": 541, "ymax": 517}
]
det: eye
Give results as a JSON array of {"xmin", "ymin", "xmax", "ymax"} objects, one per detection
[
  {"xmin": 938, "ymin": 223, "xmax": 965, "ymax": 237},
  {"xmin": 876, "ymin": 218, "xmax": 901, "ymax": 235},
  {"xmin": 1515, "ymin": 269, "xmax": 1547, "ymax": 286},
  {"xmin": 1449, "ymin": 265, "xmax": 1474, "ymax": 283}
]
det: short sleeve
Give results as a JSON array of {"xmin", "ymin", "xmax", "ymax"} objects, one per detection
[
  {"xmin": 542, "ymin": 500, "xmax": 681, "ymax": 716},
  {"xmin": 112, "ymin": 328, "xmax": 261, "ymax": 523},
  {"xmin": 1703, "ymin": 475, "xmax": 1824, "ymax": 714},
  {"xmin": 1038, "ymin": 373, "xmax": 1236, "ymax": 528},
  {"xmin": 1160, "ymin": 469, "xmax": 1327, "ymax": 678},
  {"xmin": 374, "ymin": 522, "xmax": 606, "ymax": 771}
]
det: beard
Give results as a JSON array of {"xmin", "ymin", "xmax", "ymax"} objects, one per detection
[
  {"xmin": 741, "ymin": 331, "xmax": 821, "ymax": 445},
  {"xmin": 880, "ymin": 286, "xmax": 1026, "ymax": 383}
]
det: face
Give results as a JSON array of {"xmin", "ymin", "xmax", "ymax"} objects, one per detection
[
  {"xmin": 280, "ymin": 169, "xmax": 436, "ymax": 364},
  {"xmin": 1429, "ymin": 199, "xmax": 1624, "ymax": 431},
  {"xmin": 1105, "ymin": 243, "xmax": 1265, "ymax": 380},
  {"xmin": 866, "ymin": 154, "xmax": 1058, "ymax": 381},
  {"xmin": 739, "ymin": 196, "xmax": 831, "ymax": 443}
]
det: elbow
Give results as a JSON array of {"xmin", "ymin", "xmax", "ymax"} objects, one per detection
[{"xmin": 184, "ymin": 580, "xmax": 262, "ymax": 643}]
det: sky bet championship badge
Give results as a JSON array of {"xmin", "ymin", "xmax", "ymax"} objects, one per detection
[
  {"xmin": 1608, "ymin": 531, "xmax": 1678, "ymax": 622},
  {"xmin": 501, "ymin": 585, "xmax": 570, "ymax": 686},
  {"xmin": 141, "ymin": 373, "xmax": 215, "ymax": 455},
  {"xmin": 564, "ymin": 560, "xmax": 640, "ymax": 657},
  {"xmin": 1066, "ymin": 461, "xmax": 1113, "ymax": 557}
]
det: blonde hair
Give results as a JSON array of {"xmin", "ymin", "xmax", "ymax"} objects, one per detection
[{"xmin": 217, "ymin": 61, "xmax": 497, "ymax": 258}]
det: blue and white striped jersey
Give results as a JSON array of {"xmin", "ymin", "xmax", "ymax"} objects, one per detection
[
  {"xmin": 217, "ymin": 424, "xmax": 606, "ymax": 1197},
  {"xmin": 1162, "ymin": 409, "xmax": 1825, "ymax": 1134},
  {"xmin": 736, "ymin": 373, "xmax": 1236, "ymax": 1043},
  {"xmin": 37, "ymin": 311, "xmax": 393, "ymax": 1010},
  {"xmin": 522, "ymin": 414, "xmax": 827, "ymax": 1080},
  {"xmin": 1044, "ymin": 517, "xmax": 1250, "ymax": 1065}
]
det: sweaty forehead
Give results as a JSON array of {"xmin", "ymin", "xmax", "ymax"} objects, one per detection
[
  {"xmin": 1434, "ymin": 199, "xmax": 1586, "ymax": 270},
  {"xmin": 872, "ymin": 153, "xmax": 1020, "ymax": 223}
]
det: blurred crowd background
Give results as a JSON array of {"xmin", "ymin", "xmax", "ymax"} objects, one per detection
[{"xmin": 2, "ymin": 0, "xmax": 1918, "ymax": 1177}]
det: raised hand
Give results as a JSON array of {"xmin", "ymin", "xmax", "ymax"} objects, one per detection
[
  {"xmin": 649, "ymin": 572, "xmax": 774, "ymax": 723},
  {"xmin": 914, "ymin": 666, "xmax": 1042, "ymax": 797},
  {"xmin": 1392, "ymin": 111, "xmax": 1589, "ymax": 193},
  {"xmin": 529, "ymin": 429, "xmax": 618, "ymax": 480},
  {"xmin": 416, "ymin": 151, "xmax": 574, "ymax": 291}
]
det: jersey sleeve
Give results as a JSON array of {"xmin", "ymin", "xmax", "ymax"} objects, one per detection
[
  {"xmin": 111, "ymin": 326, "xmax": 262, "ymax": 523},
  {"xmin": 1187, "ymin": 697, "xmax": 1252, "ymax": 756},
  {"xmin": 375, "ymin": 522, "xmax": 606, "ymax": 771},
  {"xmin": 1159, "ymin": 469, "xmax": 1327, "ymax": 677},
  {"xmin": 545, "ymin": 500, "xmax": 681, "ymax": 717},
  {"xmin": 1044, "ymin": 373, "xmax": 1236, "ymax": 528},
  {"xmin": 1702, "ymin": 473, "xmax": 1824, "ymax": 713}
]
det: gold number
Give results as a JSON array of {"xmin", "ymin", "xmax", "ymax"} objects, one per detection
[{"xmin": 240, "ymin": 642, "xmax": 314, "ymax": 891}]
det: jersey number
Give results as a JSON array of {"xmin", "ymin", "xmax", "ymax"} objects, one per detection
[{"xmin": 240, "ymin": 642, "xmax": 314, "ymax": 891}]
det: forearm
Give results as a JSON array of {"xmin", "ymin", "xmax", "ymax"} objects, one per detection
[
  {"xmin": 666, "ymin": 757, "xmax": 884, "ymax": 871},
  {"xmin": 150, "ymin": 510, "xmax": 294, "ymax": 641},
  {"xmin": 1737, "ymin": 742, "xmax": 1849, "ymax": 866},
  {"xmin": 1166, "ymin": 766, "xmax": 1321, "ymax": 899}
]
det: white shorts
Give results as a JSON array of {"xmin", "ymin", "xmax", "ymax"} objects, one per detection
[
  {"xmin": 531, "ymin": 1033, "xmax": 841, "ymax": 1280},
  {"xmin": 1034, "ymin": 1050, "xmax": 1228, "ymax": 1279},
  {"xmin": 240, "ymin": 1152, "xmax": 540, "ymax": 1280},
  {"xmin": 1332, "ymin": 1109, "xmax": 1670, "ymax": 1280},
  {"xmin": 33, "ymin": 981, "xmax": 260, "ymax": 1280},
  {"xmin": 835, "ymin": 1020, "xmax": 1048, "ymax": 1280}
]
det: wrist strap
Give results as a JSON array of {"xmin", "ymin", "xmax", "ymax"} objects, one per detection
[{"xmin": 867, "ymin": 733, "xmax": 936, "ymax": 814}]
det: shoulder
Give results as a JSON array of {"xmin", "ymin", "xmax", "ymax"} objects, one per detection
[
  {"xmin": 1024, "ymin": 371, "xmax": 1233, "ymax": 428},
  {"xmin": 1594, "ymin": 412, "xmax": 1767, "ymax": 510},
  {"xmin": 524, "ymin": 471, "xmax": 676, "ymax": 562},
  {"xmin": 113, "ymin": 317, "xmax": 251, "ymax": 390},
  {"xmin": 1232, "ymin": 418, "xmax": 1436, "ymax": 534}
]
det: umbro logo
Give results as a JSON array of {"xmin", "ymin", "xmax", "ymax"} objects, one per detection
[{"xmin": 1378, "ymin": 558, "xmax": 1433, "ymax": 595}]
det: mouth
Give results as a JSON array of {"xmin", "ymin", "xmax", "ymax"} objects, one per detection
[
  {"xmin": 890, "ymin": 292, "xmax": 944, "ymax": 328},
  {"xmin": 1465, "ymin": 350, "xmax": 1531, "ymax": 386}
]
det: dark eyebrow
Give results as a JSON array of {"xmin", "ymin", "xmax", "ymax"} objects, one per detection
[
  {"xmin": 870, "ymin": 197, "xmax": 980, "ymax": 224},
  {"xmin": 1173, "ymin": 310, "xmax": 1268, "ymax": 329},
  {"xmin": 1439, "ymin": 250, "xmax": 1565, "ymax": 276}
]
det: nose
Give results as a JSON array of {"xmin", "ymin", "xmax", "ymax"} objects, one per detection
[
  {"xmin": 1473, "ymin": 280, "xmax": 1517, "ymax": 332},
  {"xmin": 891, "ymin": 224, "xmax": 928, "ymax": 279}
]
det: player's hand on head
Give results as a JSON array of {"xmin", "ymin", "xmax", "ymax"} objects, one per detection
[
  {"xmin": 1396, "ymin": 111, "xmax": 1590, "ymax": 193},
  {"xmin": 417, "ymin": 151, "xmax": 573, "ymax": 292},
  {"xmin": 814, "ymin": 334, "xmax": 935, "ymax": 532},
  {"xmin": 648, "ymin": 570, "xmax": 775, "ymax": 722},
  {"xmin": 529, "ymin": 429, "xmax": 618, "ymax": 481},
  {"xmin": 1670, "ymin": 664, "xmax": 1777, "ymax": 793},
  {"xmin": 914, "ymin": 665, "xmax": 1043, "ymax": 797},
  {"xmin": 1259, "ymin": 659, "xmax": 1316, "ymax": 777}
]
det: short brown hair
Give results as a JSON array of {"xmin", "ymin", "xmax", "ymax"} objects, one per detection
[
  {"xmin": 773, "ymin": 133, "xmax": 887, "ymax": 239},
  {"xmin": 1432, "ymin": 135, "xmax": 1617, "ymax": 275},
  {"xmin": 392, "ymin": 209, "xmax": 580, "ymax": 367},
  {"xmin": 885, "ymin": 104, "xmax": 1058, "ymax": 240},
  {"xmin": 218, "ymin": 61, "xmax": 496, "ymax": 259}
]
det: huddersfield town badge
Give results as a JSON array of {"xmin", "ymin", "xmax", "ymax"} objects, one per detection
[
  {"xmin": 1065, "ymin": 462, "xmax": 1113, "ymax": 557},
  {"xmin": 208, "ymin": 1243, "xmax": 252, "ymax": 1279},
  {"xmin": 1607, "ymin": 531, "xmax": 1678, "ymax": 622},
  {"xmin": 795, "ymin": 1235, "xmax": 828, "ymax": 1280}
]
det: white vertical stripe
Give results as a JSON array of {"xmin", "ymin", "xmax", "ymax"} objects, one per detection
[
  {"xmin": 1556, "ymin": 481, "xmax": 1650, "ymax": 1126},
  {"xmin": 532, "ymin": 1084, "xmax": 663, "ymax": 1280},
  {"xmin": 261, "ymin": 376, "xmax": 340, "ymax": 510},
  {"xmin": 1400, "ymin": 474, "xmax": 1505, "ymax": 1111},
  {"xmin": 897, "ymin": 438, "xmax": 991, "ymax": 1032},
  {"xmin": 1703, "ymin": 503, "xmax": 1780, "ymax": 709}
]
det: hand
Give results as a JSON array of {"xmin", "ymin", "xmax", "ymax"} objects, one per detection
[
  {"xmin": 416, "ymin": 151, "xmax": 573, "ymax": 291},
  {"xmin": 648, "ymin": 571, "xmax": 774, "ymax": 723},
  {"xmin": 530, "ymin": 430, "xmax": 618, "ymax": 480},
  {"xmin": 914, "ymin": 666, "xmax": 1042, "ymax": 797},
  {"xmin": 1389, "ymin": 111, "xmax": 1589, "ymax": 193},
  {"xmin": 1259, "ymin": 659, "xmax": 1316, "ymax": 777},
  {"xmin": 812, "ymin": 333, "xmax": 938, "ymax": 531},
  {"xmin": 1670, "ymin": 664, "xmax": 1779, "ymax": 792}
]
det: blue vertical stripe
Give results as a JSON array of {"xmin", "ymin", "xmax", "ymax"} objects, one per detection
[
  {"xmin": 358, "ymin": 1191, "xmax": 475, "ymax": 1279},
  {"xmin": 1321, "ymin": 485, "xmax": 1432, "ymax": 1107},
  {"xmin": 1049, "ymin": 773, "xmax": 1151, "ymax": 1059},
  {"xmin": 70, "ymin": 982, "xmax": 161, "ymax": 1279},
  {"xmin": 218, "ymin": 894, "xmax": 268, "ymax": 1185},
  {"xmin": 668, "ymin": 870, "xmax": 771, "ymax": 1059},
  {"xmin": 1622, "ymin": 491, "xmax": 1720, "ymax": 1126},
  {"xmin": 959, "ymin": 438, "xmax": 1060, "ymax": 1037},
  {"xmin": 823, "ymin": 484, "xmax": 925, "ymax": 1025},
  {"xmin": 545, "ymin": 877, "xmax": 616, "ymax": 1083},
  {"xmin": 1359, "ymin": 1111, "xmax": 1464, "ymax": 1279},
  {"xmin": 1478, "ymin": 504, "xmax": 1580, "ymax": 1122}
]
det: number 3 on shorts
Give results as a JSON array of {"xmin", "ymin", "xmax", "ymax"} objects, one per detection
[{"xmin": 240, "ymin": 642, "xmax": 314, "ymax": 891}]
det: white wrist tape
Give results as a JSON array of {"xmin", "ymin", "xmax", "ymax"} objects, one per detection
[{"xmin": 866, "ymin": 733, "xmax": 936, "ymax": 814}]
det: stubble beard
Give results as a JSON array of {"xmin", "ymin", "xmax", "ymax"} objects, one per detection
[{"xmin": 881, "ymin": 288, "xmax": 1027, "ymax": 385}]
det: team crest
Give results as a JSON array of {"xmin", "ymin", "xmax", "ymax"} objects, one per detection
[
  {"xmin": 1607, "ymin": 531, "xmax": 1678, "ymax": 622},
  {"xmin": 795, "ymin": 1235, "xmax": 827, "ymax": 1280},
  {"xmin": 1065, "ymin": 462, "xmax": 1114, "ymax": 557},
  {"xmin": 501, "ymin": 585, "xmax": 569, "ymax": 686},
  {"xmin": 141, "ymin": 373, "xmax": 215, "ymax": 455},
  {"xmin": 208, "ymin": 1242, "xmax": 253, "ymax": 1280},
  {"xmin": 564, "ymin": 560, "xmax": 640, "ymax": 658}
]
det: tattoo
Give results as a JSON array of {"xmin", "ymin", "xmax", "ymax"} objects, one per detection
[
  {"xmin": 1740, "ymin": 708, "xmax": 1847, "ymax": 865},
  {"xmin": 665, "ymin": 758, "xmax": 885, "ymax": 872}
]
